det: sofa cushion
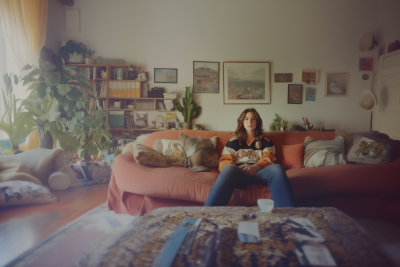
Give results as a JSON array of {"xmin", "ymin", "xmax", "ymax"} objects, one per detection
[
  {"xmin": 133, "ymin": 144, "xmax": 167, "ymax": 167},
  {"xmin": 0, "ymin": 180, "xmax": 57, "ymax": 207},
  {"xmin": 282, "ymin": 143, "xmax": 304, "ymax": 170},
  {"xmin": 335, "ymin": 130, "xmax": 379, "ymax": 156},
  {"xmin": 160, "ymin": 139, "xmax": 186, "ymax": 166},
  {"xmin": 179, "ymin": 133, "xmax": 219, "ymax": 172},
  {"xmin": 346, "ymin": 134, "xmax": 396, "ymax": 164},
  {"xmin": 304, "ymin": 136, "xmax": 346, "ymax": 167}
]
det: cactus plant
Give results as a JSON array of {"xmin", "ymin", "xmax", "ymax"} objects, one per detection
[{"xmin": 173, "ymin": 86, "xmax": 201, "ymax": 124}]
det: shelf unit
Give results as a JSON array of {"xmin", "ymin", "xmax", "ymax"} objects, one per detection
[{"xmin": 67, "ymin": 63, "xmax": 177, "ymax": 137}]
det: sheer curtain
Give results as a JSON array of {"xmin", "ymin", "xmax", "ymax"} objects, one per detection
[{"xmin": 0, "ymin": 0, "xmax": 48, "ymax": 148}]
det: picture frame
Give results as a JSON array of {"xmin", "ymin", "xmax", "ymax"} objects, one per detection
[
  {"xmin": 305, "ymin": 87, "xmax": 316, "ymax": 101},
  {"xmin": 325, "ymin": 72, "xmax": 348, "ymax": 97},
  {"xmin": 288, "ymin": 84, "xmax": 302, "ymax": 104},
  {"xmin": 193, "ymin": 61, "xmax": 220, "ymax": 93},
  {"xmin": 223, "ymin": 62, "xmax": 271, "ymax": 104},
  {"xmin": 301, "ymin": 69, "xmax": 319, "ymax": 84},
  {"xmin": 274, "ymin": 73, "xmax": 293, "ymax": 83},
  {"xmin": 154, "ymin": 68, "xmax": 178, "ymax": 83},
  {"xmin": 359, "ymin": 57, "xmax": 373, "ymax": 71}
]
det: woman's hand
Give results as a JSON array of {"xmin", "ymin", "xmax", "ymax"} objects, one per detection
[{"xmin": 242, "ymin": 164, "xmax": 263, "ymax": 177}]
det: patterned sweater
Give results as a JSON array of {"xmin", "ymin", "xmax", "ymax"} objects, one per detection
[{"xmin": 218, "ymin": 136, "xmax": 276, "ymax": 172}]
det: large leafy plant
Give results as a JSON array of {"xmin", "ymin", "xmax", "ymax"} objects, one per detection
[
  {"xmin": 0, "ymin": 73, "xmax": 35, "ymax": 154},
  {"xmin": 20, "ymin": 60, "xmax": 112, "ymax": 158},
  {"xmin": 173, "ymin": 86, "xmax": 201, "ymax": 124}
]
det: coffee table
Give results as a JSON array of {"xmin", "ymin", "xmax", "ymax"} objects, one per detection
[{"xmin": 78, "ymin": 206, "xmax": 395, "ymax": 267}]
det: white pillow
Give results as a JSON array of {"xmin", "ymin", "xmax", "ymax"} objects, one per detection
[
  {"xmin": 0, "ymin": 180, "xmax": 57, "ymax": 207},
  {"xmin": 303, "ymin": 136, "xmax": 346, "ymax": 168}
]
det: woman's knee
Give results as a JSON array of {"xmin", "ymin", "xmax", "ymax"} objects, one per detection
[{"xmin": 218, "ymin": 165, "xmax": 242, "ymax": 182}]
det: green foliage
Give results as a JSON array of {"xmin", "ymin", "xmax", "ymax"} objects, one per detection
[
  {"xmin": 269, "ymin": 113, "xmax": 288, "ymax": 132},
  {"xmin": 99, "ymin": 135, "xmax": 122, "ymax": 164},
  {"xmin": 0, "ymin": 73, "xmax": 34, "ymax": 154},
  {"xmin": 173, "ymin": 86, "xmax": 201, "ymax": 124},
  {"xmin": 20, "ymin": 60, "xmax": 111, "ymax": 157},
  {"xmin": 59, "ymin": 40, "xmax": 95, "ymax": 59}
]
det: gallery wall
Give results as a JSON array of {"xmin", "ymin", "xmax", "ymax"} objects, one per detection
[{"xmin": 45, "ymin": 0, "xmax": 394, "ymax": 133}]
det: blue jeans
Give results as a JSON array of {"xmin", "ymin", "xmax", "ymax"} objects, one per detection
[{"xmin": 204, "ymin": 164, "xmax": 295, "ymax": 207}]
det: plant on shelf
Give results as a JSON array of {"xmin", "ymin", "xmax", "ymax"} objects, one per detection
[
  {"xmin": 173, "ymin": 86, "xmax": 201, "ymax": 129},
  {"xmin": 59, "ymin": 40, "xmax": 86, "ymax": 63},
  {"xmin": 82, "ymin": 44, "xmax": 95, "ymax": 64},
  {"xmin": 269, "ymin": 113, "xmax": 288, "ymax": 132},
  {"xmin": 20, "ymin": 60, "xmax": 112, "ymax": 159},
  {"xmin": 0, "ymin": 73, "xmax": 35, "ymax": 154}
]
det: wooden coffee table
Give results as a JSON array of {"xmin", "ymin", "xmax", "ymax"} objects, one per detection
[{"xmin": 78, "ymin": 206, "xmax": 395, "ymax": 267}]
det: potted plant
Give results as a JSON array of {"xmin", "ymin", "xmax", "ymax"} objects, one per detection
[
  {"xmin": 173, "ymin": 86, "xmax": 201, "ymax": 130},
  {"xmin": 0, "ymin": 73, "xmax": 35, "ymax": 154},
  {"xmin": 59, "ymin": 40, "xmax": 86, "ymax": 63},
  {"xmin": 83, "ymin": 44, "xmax": 95, "ymax": 64},
  {"xmin": 269, "ymin": 113, "xmax": 288, "ymax": 132},
  {"xmin": 20, "ymin": 60, "xmax": 112, "ymax": 159}
]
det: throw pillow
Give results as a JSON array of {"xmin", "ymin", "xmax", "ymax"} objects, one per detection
[
  {"xmin": 160, "ymin": 139, "xmax": 186, "ymax": 166},
  {"xmin": 133, "ymin": 144, "xmax": 168, "ymax": 167},
  {"xmin": 122, "ymin": 134, "xmax": 151, "ymax": 154},
  {"xmin": 346, "ymin": 134, "xmax": 396, "ymax": 164},
  {"xmin": 0, "ymin": 180, "xmax": 57, "ymax": 207},
  {"xmin": 179, "ymin": 133, "xmax": 219, "ymax": 172},
  {"xmin": 0, "ymin": 156, "xmax": 42, "ymax": 184},
  {"xmin": 335, "ymin": 130, "xmax": 379, "ymax": 156},
  {"xmin": 281, "ymin": 143, "xmax": 304, "ymax": 170},
  {"xmin": 304, "ymin": 136, "xmax": 346, "ymax": 168}
]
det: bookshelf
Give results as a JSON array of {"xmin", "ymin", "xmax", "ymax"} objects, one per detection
[{"xmin": 67, "ymin": 63, "xmax": 177, "ymax": 138}]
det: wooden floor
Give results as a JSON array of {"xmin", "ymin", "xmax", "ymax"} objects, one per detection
[{"xmin": 0, "ymin": 183, "xmax": 109, "ymax": 267}]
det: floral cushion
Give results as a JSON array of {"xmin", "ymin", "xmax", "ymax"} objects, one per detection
[
  {"xmin": 0, "ymin": 180, "xmax": 57, "ymax": 207},
  {"xmin": 133, "ymin": 144, "xmax": 168, "ymax": 167}
]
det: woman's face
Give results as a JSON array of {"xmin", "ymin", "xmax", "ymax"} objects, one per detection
[{"xmin": 243, "ymin": 112, "xmax": 257, "ymax": 133}]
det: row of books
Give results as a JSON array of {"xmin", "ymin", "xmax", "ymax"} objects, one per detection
[
  {"xmin": 91, "ymin": 81, "xmax": 107, "ymax": 97},
  {"xmin": 96, "ymin": 99, "xmax": 106, "ymax": 110},
  {"xmin": 76, "ymin": 67, "xmax": 103, "ymax": 80},
  {"xmin": 109, "ymin": 81, "xmax": 142, "ymax": 98}
]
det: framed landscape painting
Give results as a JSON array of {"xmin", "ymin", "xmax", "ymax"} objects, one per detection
[
  {"xmin": 193, "ymin": 61, "xmax": 220, "ymax": 93},
  {"xmin": 325, "ymin": 72, "xmax": 348, "ymax": 97},
  {"xmin": 223, "ymin": 62, "xmax": 271, "ymax": 104},
  {"xmin": 288, "ymin": 84, "xmax": 302, "ymax": 104},
  {"xmin": 154, "ymin": 68, "xmax": 178, "ymax": 83}
]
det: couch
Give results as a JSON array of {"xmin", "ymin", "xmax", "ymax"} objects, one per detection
[{"xmin": 108, "ymin": 130, "xmax": 400, "ymax": 226}]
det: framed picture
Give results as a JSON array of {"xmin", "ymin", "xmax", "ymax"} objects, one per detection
[
  {"xmin": 193, "ymin": 61, "xmax": 220, "ymax": 93},
  {"xmin": 274, "ymin": 73, "xmax": 292, "ymax": 82},
  {"xmin": 359, "ymin": 57, "xmax": 373, "ymax": 71},
  {"xmin": 305, "ymin": 87, "xmax": 316, "ymax": 101},
  {"xmin": 301, "ymin": 69, "xmax": 319, "ymax": 84},
  {"xmin": 325, "ymin": 72, "xmax": 348, "ymax": 97},
  {"xmin": 288, "ymin": 84, "xmax": 302, "ymax": 104},
  {"xmin": 154, "ymin": 68, "xmax": 178, "ymax": 83},
  {"xmin": 223, "ymin": 62, "xmax": 271, "ymax": 104}
]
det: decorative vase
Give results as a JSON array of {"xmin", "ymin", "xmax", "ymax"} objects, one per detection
[
  {"xmin": 39, "ymin": 131, "xmax": 53, "ymax": 149},
  {"xmin": 388, "ymin": 40, "xmax": 400, "ymax": 53},
  {"xmin": 67, "ymin": 52, "xmax": 84, "ymax": 63},
  {"xmin": 85, "ymin": 58, "xmax": 94, "ymax": 64}
]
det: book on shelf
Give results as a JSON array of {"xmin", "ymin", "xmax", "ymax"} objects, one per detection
[
  {"xmin": 158, "ymin": 101, "xmax": 165, "ymax": 110},
  {"xmin": 135, "ymin": 81, "xmax": 141, "ymax": 98},
  {"xmin": 126, "ymin": 81, "xmax": 131, "ymax": 98},
  {"xmin": 93, "ymin": 67, "xmax": 102, "ymax": 80}
]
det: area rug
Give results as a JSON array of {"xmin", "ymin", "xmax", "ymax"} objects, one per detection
[
  {"xmin": 6, "ymin": 203, "xmax": 137, "ymax": 267},
  {"xmin": 77, "ymin": 206, "xmax": 395, "ymax": 267}
]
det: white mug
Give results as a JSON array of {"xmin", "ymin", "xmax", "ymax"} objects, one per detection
[{"xmin": 257, "ymin": 199, "xmax": 274, "ymax": 213}]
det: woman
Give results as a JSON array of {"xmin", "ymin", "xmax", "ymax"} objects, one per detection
[{"xmin": 204, "ymin": 108, "xmax": 295, "ymax": 207}]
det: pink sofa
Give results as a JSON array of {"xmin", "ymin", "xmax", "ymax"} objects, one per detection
[{"xmin": 108, "ymin": 130, "xmax": 400, "ymax": 226}]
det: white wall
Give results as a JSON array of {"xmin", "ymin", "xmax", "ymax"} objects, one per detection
[{"xmin": 46, "ymin": 0, "xmax": 384, "ymax": 132}]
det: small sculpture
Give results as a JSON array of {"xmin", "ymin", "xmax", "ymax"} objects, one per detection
[{"xmin": 136, "ymin": 66, "xmax": 147, "ymax": 81}]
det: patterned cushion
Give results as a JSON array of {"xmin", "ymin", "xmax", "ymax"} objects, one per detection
[
  {"xmin": 346, "ymin": 134, "xmax": 396, "ymax": 164},
  {"xmin": 0, "ymin": 180, "xmax": 57, "ymax": 207},
  {"xmin": 335, "ymin": 130, "xmax": 379, "ymax": 156},
  {"xmin": 303, "ymin": 136, "xmax": 346, "ymax": 168},
  {"xmin": 160, "ymin": 139, "xmax": 186, "ymax": 166},
  {"xmin": 133, "ymin": 144, "xmax": 167, "ymax": 167}
]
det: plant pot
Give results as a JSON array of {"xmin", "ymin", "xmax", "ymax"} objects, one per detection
[
  {"xmin": 67, "ymin": 52, "xmax": 84, "ymax": 63},
  {"xmin": 85, "ymin": 58, "xmax": 94, "ymax": 64},
  {"xmin": 39, "ymin": 131, "xmax": 53, "ymax": 149},
  {"xmin": 182, "ymin": 122, "xmax": 191, "ymax": 130}
]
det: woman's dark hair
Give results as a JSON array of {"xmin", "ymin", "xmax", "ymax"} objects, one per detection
[{"xmin": 235, "ymin": 108, "xmax": 264, "ymax": 145}]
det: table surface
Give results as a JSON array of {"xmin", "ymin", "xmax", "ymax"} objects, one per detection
[{"xmin": 78, "ymin": 206, "xmax": 394, "ymax": 267}]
